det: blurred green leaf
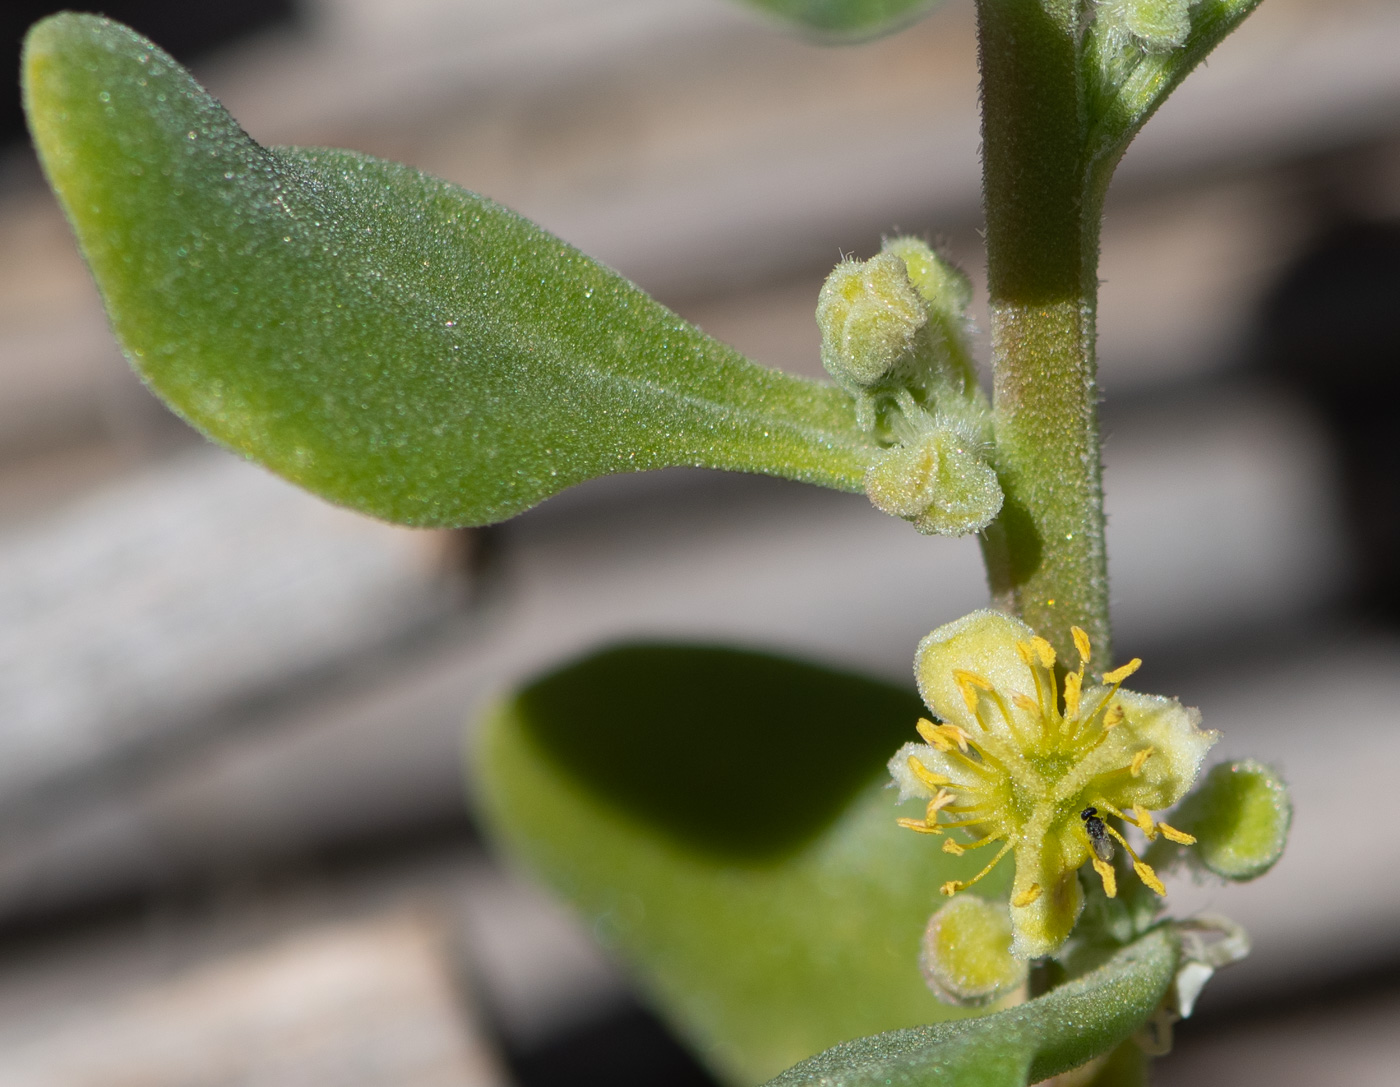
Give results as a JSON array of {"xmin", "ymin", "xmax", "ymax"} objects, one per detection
[
  {"xmin": 476, "ymin": 643, "xmax": 1014, "ymax": 1086},
  {"xmin": 23, "ymin": 14, "xmax": 875, "ymax": 528},
  {"xmin": 741, "ymin": 0, "xmax": 941, "ymax": 38},
  {"xmin": 766, "ymin": 926, "xmax": 1177, "ymax": 1087}
]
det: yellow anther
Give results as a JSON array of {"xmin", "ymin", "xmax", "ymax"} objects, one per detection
[
  {"xmin": 1129, "ymin": 746, "xmax": 1154, "ymax": 777},
  {"xmin": 942, "ymin": 838, "xmax": 965, "ymax": 856},
  {"xmin": 1071, "ymin": 626, "xmax": 1092, "ymax": 664},
  {"xmin": 1103, "ymin": 703, "xmax": 1125, "ymax": 730},
  {"xmin": 953, "ymin": 670, "xmax": 991, "ymax": 714},
  {"xmin": 1030, "ymin": 636, "xmax": 1057, "ymax": 669},
  {"xmin": 1092, "ymin": 857, "xmax": 1117, "ymax": 898},
  {"xmin": 1133, "ymin": 860, "xmax": 1166, "ymax": 896},
  {"xmin": 1063, "ymin": 670, "xmax": 1082, "ymax": 719},
  {"xmin": 1158, "ymin": 822, "xmax": 1197, "ymax": 845},
  {"xmin": 927, "ymin": 790, "xmax": 957, "ymax": 817},
  {"xmin": 1103, "ymin": 658, "xmax": 1142, "ymax": 685},
  {"xmin": 1011, "ymin": 884, "xmax": 1042, "ymax": 908},
  {"xmin": 919, "ymin": 720, "xmax": 972, "ymax": 753},
  {"xmin": 1013, "ymin": 693, "xmax": 1039, "ymax": 714},
  {"xmin": 908, "ymin": 756, "xmax": 950, "ymax": 790},
  {"xmin": 940, "ymin": 880, "xmax": 962, "ymax": 896},
  {"xmin": 1130, "ymin": 806, "xmax": 1158, "ymax": 839},
  {"xmin": 896, "ymin": 817, "xmax": 943, "ymax": 834}
]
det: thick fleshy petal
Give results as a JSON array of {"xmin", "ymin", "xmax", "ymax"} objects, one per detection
[
  {"xmin": 915, "ymin": 610, "xmax": 1040, "ymax": 743},
  {"xmin": 1008, "ymin": 836, "xmax": 1085, "ymax": 959},
  {"xmin": 887, "ymin": 740, "xmax": 988, "ymax": 802},
  {"xmin": 1068, "ymin": 688, "xmax": 1218, "ymax": 812}
]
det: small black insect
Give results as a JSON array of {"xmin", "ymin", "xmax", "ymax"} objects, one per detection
[{"xmin": 1081, "ymin": 806, "xmax": 1114, "ymax": 863}]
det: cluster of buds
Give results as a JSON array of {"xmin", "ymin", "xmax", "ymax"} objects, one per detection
[{"xmin": 816, "ymin": 238, "xmax": 1001, "ymax": 536}]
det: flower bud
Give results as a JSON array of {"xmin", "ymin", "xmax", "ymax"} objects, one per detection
[
  {"xmin": 1098, "ymin": 0, "xmax": 1192, "ymax": 50},
  {"xmin": 816, "ymin": 252, "xmax": 928, "ymax": 391},
  {"xmin": 1169, "ymin": 760, "xmax": 1291, "ymax": 881},
  {"xmin": 880, "ymin": 236, "xmax": 972, "ymax": 321},
  {"xmin": 864, "ymin": 423, "xmax": 1002, "ymax": 536},
  {"xmin": 919, "ymin": 896, "xmax": 1027, "ymax": 1007}
]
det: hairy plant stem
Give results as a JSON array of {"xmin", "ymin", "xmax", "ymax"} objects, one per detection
[{"xmin": 975, "ymin": 0, "xmax": 1112, "ymax": 670}]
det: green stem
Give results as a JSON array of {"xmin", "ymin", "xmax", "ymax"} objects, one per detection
[{"xmin": 974, "ymin": 0, "xmax": 1111, "ymax": 670}]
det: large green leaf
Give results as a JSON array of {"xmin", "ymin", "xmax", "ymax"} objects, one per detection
[
  {"xmin": 741, "ymin": 0, "xmax": 942, "ymax": 38},
  {"xmin": 23, "ymin": 14, "xmax": 875, "ymax": 528},
  {"xmin": 475, "ymin": 643, "xmax": 1015, "ymax": 1086},
  {"xmin": 766, "ymin": 926, "xmax": 1176, "ymax": 1087}
]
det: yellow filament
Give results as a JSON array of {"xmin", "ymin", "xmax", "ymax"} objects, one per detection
[
  {"xmin": 908, "ymin": 756, "xmax": 949, "ymax": 790},
  {"xmin": 1071, "ymin": 626, "xmax": 1092, "ymax": 664},
  {"xmin": 940, "ymin": 840, "xmax": 1013, "ymax": 896},
  {"xmin": 1103, "ymin": 823, "xmax": 1141, "ymax": 862},
  {"xmin": 1092, "ymin": 857, "xmax": 1117, "ymax": 898},
  {"xmin": 1012, "ymin": 884, "xmax": 1042, "ymax": 907},
  {"xmin": 1103, "ymin": 658, "xmax": 1142, "ymax": 684}
]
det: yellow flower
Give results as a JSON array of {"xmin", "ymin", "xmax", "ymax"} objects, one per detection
[{"xmin": 889, "ymin": 610, "xmax": 1219, "ymax": 958}]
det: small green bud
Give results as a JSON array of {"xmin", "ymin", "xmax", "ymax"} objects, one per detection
[
  {"xmin": 880, "ymin": 237, "xmax": 972, "ymax": 320},
  {"xmin": 816, "ymin": 252, "xmax": 928, "ymax": 391},
  {"xmin": 919, "ymin": 896, "xmax": 1027, "ymax": 1007},
  {"xmin": 864, "ymin": 420, "xmax": 1002, "ymax": 536},
  {"xmin": 1170, "ymin": 760, "xmax": 1291, "ymax": 881},
  {"xmin": 1098, "ymin": 0, "xmax": 1192, "ymax": 51}
]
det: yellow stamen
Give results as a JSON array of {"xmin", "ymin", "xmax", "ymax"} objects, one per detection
[
  {"xmin": 1063, "ymin": 670, "xmax": 1083, "ymax": 719},
  {"xmin": 1103, "ymin": 703, "xmax": 1125, "ymax": 730},
  {"xmin": 953, "ymin": 670, "xmax": 994, "ymax": 721},
  {"xmin": 1104, "ymin": 823, "xmax": 1142, "ymax": 862},
  {"xmin": 918, "ymin": 719, "xmax": 973, "ymax": 753},
  {"xmin": 940, "ymin": 840, "xmax": 1013, "ymax": 896},
  {"xmin": 927, "ymin": 790, "xmax": 957, "ymax": 818},
  {"xmin": 1071, "ymin": 626, "xmax": 1092, "ymax": 664},
  {"xmin": 908, "ymin": 756, "xmax": 949, "ymax": 790},
  {"xmin": 1092, "ymin": 857, "xmax": 1117, "ymax": 898},
  {"xmin": 896, "ymin": 817, "xmax": 943, "ymax": 834},
  {"xmin": 1030, "ymin": 636, "xmax": 1057, "ymax": 669},
  {"xmin": 1134, "ymin": 860, "xmax": 1166, "ymax": 896},
  {"xmin": 1129, "ymin": 746, "xmax": 1154, "ymax": 777},
  {"xmin": 1013, "ymin": 693, "xmax": 1039, "ymax": 714},
  {"xmin": 1103, "ymin": 658, "xmax": 1142, "ymax": 685},
  {"xmin": 1130, "ymin": 806, "xmax": 1158, "ymax": 839},
  {"xmin": 1011, "ymin": 884, "xmax": 1042, "ymax": 907},
  {"xmin": 942, "ymin": 838, "xmax": 965, "ymax": 856},
  {"xmin": 1158, "ymin": 822, "xmax": 1197, "ymax": 845}
]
